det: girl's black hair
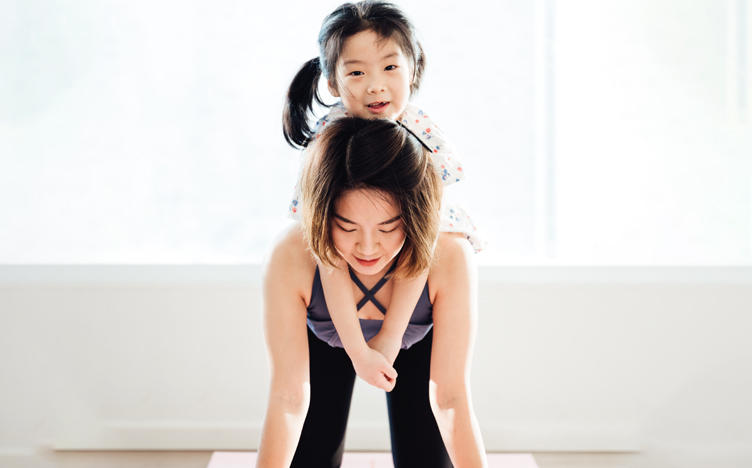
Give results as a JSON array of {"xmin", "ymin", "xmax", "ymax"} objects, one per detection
[{"xmin": 282, "ymin": 0, "xmax": 426, "ymax": 149}]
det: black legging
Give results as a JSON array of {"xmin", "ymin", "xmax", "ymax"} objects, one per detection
[{"xmin": 290, "ymin": 327, "xmax": 453, "ymax": 468}]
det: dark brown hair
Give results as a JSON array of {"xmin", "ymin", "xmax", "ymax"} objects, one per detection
[
  {"xmin": 301, "ymin": 118, "xmax": 442, "ymax": 279},
  {"xmin": 283, "ymin": 0, "xmax": 426, "ymax": 149}
]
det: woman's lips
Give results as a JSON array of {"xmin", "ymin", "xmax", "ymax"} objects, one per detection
[
  {"xmin": 367, "ymin": 101, "xmax": 389, "ymax": 114},
  {"xmin": 355, "ymin": 256, "xmax": 381, "ymax": 267}
]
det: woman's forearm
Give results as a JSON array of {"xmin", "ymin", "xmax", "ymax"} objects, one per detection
[
  {"xmin": 430, "ymin": 388, "xmax": 488, "ymax": 468},
  {"xmin": 255, "ymin": 388, "xmax": 310, "ymax": 467}
]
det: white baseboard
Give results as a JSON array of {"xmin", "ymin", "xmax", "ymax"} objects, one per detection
[
  {"xmin": 0, "ymin": 447, "xmax": 38, "ymax": 456},
  {"xmin": 54, "ymin": 421, "xmax": 261, "ymax": 450},
  {"xmin": 480, "ymin": 424, "xmax": 641, "ymax": 452},
  {"xmin": 52, "ymin": 421, "xmax": 641, "ymax": 452}
]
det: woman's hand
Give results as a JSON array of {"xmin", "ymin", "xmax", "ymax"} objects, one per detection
[
  {"xmin": 367, "ymin": 330, "xmax": 402, "ymax": 365},
  {"xmin": 350, "ymin": 345, "xmax": 398, "ymax": 392}
]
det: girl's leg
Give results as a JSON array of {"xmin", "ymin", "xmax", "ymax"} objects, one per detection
[
  {"xmin": 386, "ymin": 329, "xmax": 453, "ymax": 468},
  {"xmin": 290, "ymin": 328, "xmax": 357, "ymax": 468}
]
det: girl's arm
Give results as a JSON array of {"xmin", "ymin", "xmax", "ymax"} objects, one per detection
[
  {"xmin": 428, "ymin": 233, "xmax": 488, "ymax": 467},
  {"xmin": 318, "ymin": 259, "xmax": 398, "ymax": 392},
  {"xmin": 256, "ymin": 225, "xmax": 313, "ymax": 467},
  {"xmin": 366, "ymin": 271, "xmax": 428, "ymax": 364}
]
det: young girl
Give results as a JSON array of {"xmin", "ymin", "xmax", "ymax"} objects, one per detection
[{"xmin": 282, "ymin": 0, "xmax": 486, "ymax": 392}]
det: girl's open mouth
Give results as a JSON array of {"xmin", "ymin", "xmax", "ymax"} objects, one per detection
[{"xmin": 367, "ymin": 101, "xmax": 389, "ymax": 113}]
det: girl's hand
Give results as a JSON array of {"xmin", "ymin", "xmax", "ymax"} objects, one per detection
[
  {"xmin": 350, "ymin": 346, "xmax": 398, "ymax": 392},
  {"xmin": 367, "ymin": 330, "xmax": 402, "ymax": 365}
]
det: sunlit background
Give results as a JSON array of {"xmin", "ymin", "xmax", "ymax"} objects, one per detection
[
  {"xmin": 2, "ymin": 3, "xmax": 752, "ymax": 465},
  {"xmin": 1, "ymin": 0, "xmax": 750, "ymax": 264}
]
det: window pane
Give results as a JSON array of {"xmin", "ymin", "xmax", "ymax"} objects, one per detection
[
  {"xmin": 554, "ymin": 0, "xmax": 752, "ymax": 264},
  {"xmin": 0, "ymin": 1, "xmax": 536, "ymax": 264},
  {"xmin": 1, "ymin": 0, "xmax": 748, "ymax": 265}
]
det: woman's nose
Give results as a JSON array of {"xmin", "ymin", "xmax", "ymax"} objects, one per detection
[{"xmin": 357, "ymin": 234, "xmax": 378, "ymax": 256}]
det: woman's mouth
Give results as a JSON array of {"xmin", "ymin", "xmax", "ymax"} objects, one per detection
[
  {"xmin": 354, "ymin": 256, "xmax": 381, "ymax": 267},
  {"xmin": 367, "ymin": 101, "xmax": 389, "ymax": 114}
]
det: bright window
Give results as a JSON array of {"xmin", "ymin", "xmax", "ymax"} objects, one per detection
[{"xmin": 1, "ymin": 0, "xmax": 749, "ymax": 264}]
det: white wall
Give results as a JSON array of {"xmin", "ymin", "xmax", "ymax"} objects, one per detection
[{"xmin": 1, "ymin": 266, "xmax": 751, "ymax": 467}]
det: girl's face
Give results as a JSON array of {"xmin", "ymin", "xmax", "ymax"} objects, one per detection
[
  {"xmin": 331, "ymin": 189, "xmax": 406, "ymax": 277},
  {"xmin": 328, "ymin": 29, "xmax": 413, "ymax": 121}
]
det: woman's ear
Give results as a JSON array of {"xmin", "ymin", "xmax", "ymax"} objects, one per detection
[{"xmin": 327, "ymin": 80, "xmax": 340, "ymax": 98}]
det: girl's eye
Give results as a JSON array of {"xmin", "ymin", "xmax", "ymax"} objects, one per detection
[
  {"xmin": 349, "ymin": 71, "xmax": 364, "ymax": 76},
  {"xmin": 384, "ymin": 65, "xmax": 397, "ymax": 71}
]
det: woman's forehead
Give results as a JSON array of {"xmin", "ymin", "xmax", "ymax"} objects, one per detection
[{"xmin": 334, "ymin": 189, "xmax": 399, "ymax": 221}]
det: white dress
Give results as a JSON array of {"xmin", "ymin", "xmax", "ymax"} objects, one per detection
[{"xmin": 288, "ymin": 102, "xmax": 487, "ymax": 253}]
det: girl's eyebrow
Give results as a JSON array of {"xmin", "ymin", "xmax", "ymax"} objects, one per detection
[
  {"xmin": 341, "ymin": 52, "xmax": 399, "ymax": 67},
  {"xmin": 334, "ymin": 214, "xmax": 401, "ymax": 225}
]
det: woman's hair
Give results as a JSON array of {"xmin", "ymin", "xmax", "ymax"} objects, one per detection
[
  {"xmin": 301, "ymin": 118, "xmax": 442, "ymax": 279},
  {"xmin": 283, "ymin": 0, "xmax": 426, "ymax": 149}
]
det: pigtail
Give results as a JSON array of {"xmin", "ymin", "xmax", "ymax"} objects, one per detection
[
  {"xmin": 283, "ymin": 57, "xmax": 328, "ymax": 149},
  {"xmin": 412, "ymin": 41, "xmax": 426, "ymax": 94}
]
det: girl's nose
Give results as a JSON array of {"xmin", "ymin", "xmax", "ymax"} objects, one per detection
[{"xmin": 367, "ymin": 78, "xmax": 386, "ymax": 94}]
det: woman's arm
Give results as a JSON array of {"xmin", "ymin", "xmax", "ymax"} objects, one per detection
[
  {"xmin": 429, "ymin": 233, "xmax": 488, "ymax": 467},
  {"xmin": 256, "ymin": 224, "xmax": 313, "ymax": 467}
]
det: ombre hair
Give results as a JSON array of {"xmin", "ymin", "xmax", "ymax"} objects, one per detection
[{"xmin": 301, "ymin": 118, "xmax": 442, "ymax": 279}]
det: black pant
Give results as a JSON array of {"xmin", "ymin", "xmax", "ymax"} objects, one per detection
[{"xmin": 290, "ymin": 327, "xmax": 453, "ymax": 468}]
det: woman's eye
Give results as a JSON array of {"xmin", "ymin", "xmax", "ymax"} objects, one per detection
[
  {"xmin": 337, "ymin": 224, "xmax": 356, "ymax": 233},
  {"xmin": 384, "ymin": 65, "xmax": 397, "ymax": 71},
  {"xmin": 379, "ymin": 227, "xmax": 398, "ymax": 234}
]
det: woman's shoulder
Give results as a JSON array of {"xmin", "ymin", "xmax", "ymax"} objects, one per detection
[
  {"xmin": 427, "ymin": 232, "xmax": 476, "ymax": 299},
  {"xmin": 263, "ymin": 222, "xmax": 316, "ymax": 296}
]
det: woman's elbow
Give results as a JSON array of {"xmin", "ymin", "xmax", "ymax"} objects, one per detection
[
  {"xmin": 428, "ymin": 379, "xmax": 471, "ymax": 414},
  {"xmin": 270, "ymin": 382, "xmax": 311, "ymax": 417}
]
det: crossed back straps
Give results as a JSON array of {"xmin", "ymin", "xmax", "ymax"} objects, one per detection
[{"xmin": 348, "ymin": 257, "xmax": 400, "ymax": 314}]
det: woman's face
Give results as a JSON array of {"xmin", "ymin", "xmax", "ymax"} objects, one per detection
[{"xmin": 331, "ymin": 188, "xmax": 406, "ymax": 276}]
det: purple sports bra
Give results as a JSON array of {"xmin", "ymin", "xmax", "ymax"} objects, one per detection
[{"xmin": 306, "ymin": 262, "xmax": 434, "ymax": 349}]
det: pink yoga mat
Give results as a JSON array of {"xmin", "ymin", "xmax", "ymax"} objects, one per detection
[{"xmin": 207, "ymin": 451, "xmax": 539, "ymax": 468}]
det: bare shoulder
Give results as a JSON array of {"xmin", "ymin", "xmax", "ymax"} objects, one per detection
[
  {"xmin": 427, "ymin": 232, "xmax": 477, "ymax": 302},
  {"xmin": 263, "ymin": 222, "xmax": 316, "ymax": 301},
  {"xmin": 264, "ymin": 221, "xmax": 312, "ymax": 267}
]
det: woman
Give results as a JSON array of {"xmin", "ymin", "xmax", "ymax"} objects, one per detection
[{"xmin": 257, "ymin": 118, "xmax": 487, "ymax": 467}]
